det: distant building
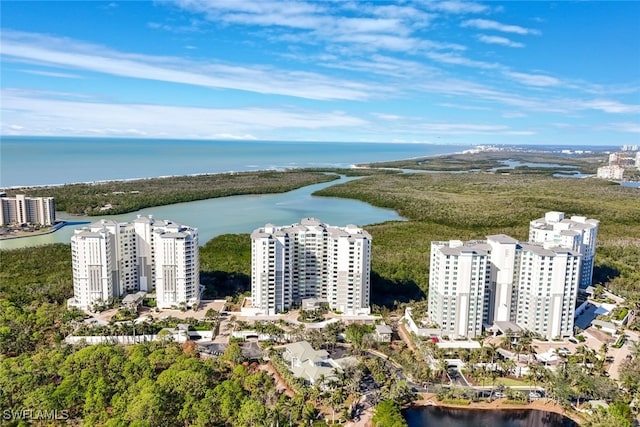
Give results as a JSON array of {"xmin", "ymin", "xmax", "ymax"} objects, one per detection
[
  {"xmin": 0, "ymin": 194, "xmax": 55, "ymax": 226},
  {"xmin": 596, "ymin": 165, "xmax": 625, "ymax": 180},
  {"xmin": 250, "ymin": 218, "xmax": 371, "ymax": 316},
  {"xmin": 529, "ymin": 211, "xmax": 599, "ymax": 288},
  {"xmin": 69, "ymin": 215, "xmax": 200, "ymax": 311}
]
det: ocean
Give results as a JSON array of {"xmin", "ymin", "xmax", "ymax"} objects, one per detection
[{"xmin": 0, "ymin": 136, "xmax": 472, "ymax": 188}]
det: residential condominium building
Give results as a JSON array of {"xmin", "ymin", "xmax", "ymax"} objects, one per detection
[
  {"xmin": 250, "ymin": 218, "xmax": 371, "ymax": 316},
  {"xmin": 428, "ymin": 240, "xmax": 491, "ymax": 339},
  {"xmin": 513, "ymin": 242, "xmax": 580, "ymax": 339},
  {"xmin": 69, "ymin": 215, "xmax": 199, "ymax": 311},
  {"xmin": 428, "ymin": 234, "xmax": 582, "ymax": 340},
  {"xmin": 596, "ymin": 165, "xmax": 625, "ymax": 180},
  {"xmin": 529, "ymin": 211, "xmax": 599, "ymax": 288},
  {"xmin": 0, "ymin": 194, "xmax": 55, "ymax": 226}
]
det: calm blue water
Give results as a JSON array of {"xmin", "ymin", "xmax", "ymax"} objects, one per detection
[
  {"xmin": 404, "ymin": 407, "xmax": 577, "ymax": 427},
  {"xmin": 0, "ymin": 137, "xmax": 472, "ymax": 187},
  {"xmin": 0, "ymin": 176, "xmax": 404, "ymax": 250}
]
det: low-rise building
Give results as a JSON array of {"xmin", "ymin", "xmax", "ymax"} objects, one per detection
[
  {"xmin": 374, "ymin": 324, "xmax": 393, "ymax": 342},
  {"xmin": 282, "ymin": 341, "xmax": 336, "ymax": 385}
]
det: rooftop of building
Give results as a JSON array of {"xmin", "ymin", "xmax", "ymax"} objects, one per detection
[
  {"xmin": 283, "ymin": 341, "xmax": 330, "ymax": 364},
  {"xmin": 433, "ymin": 240, "xmax": 490, "ymax": 256},
  {"xmin": 487, "ymin": 234, "xmax": 519, "ymax": 245},
  {"xmin": 519, "ymin": 242, "xmax": 579, "ymax": 257},
  {"xmin": 252, "ymin": 218, "xmax": 371, "ymax": 240}
]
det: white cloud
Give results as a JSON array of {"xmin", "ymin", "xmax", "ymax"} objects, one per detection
[
  {"xmin": 0, "ymin": 89, "xmax": 369, "ymax": 138},
  {"xmin": 371, "ymin": 113, "xmax": 402, "ymax": 121},
  {"xmin": 1, "ymin": 30, "xmax": 371, "ymax": 101},
  {"xmin": 166, "ymin": 0, "xmax": 450, "ymax": 54},
  {"xmin": 502, "ymin": 111, "xmax": 527, "ymax": 118},
  {"xmin": 415, "ymin": 122, "xmax": 534, "ymax": 135},
  {"xmin": 477, "ymin": 34, "xmax": 524, "ymax": 48},
  {"xmin": 424, "ymin": 1, "xmax": 489, "ymax": 14},
  {"xmin": 461, "ymin": 19, "xmax": 540, "ymax": 35},
  {"xmin": 425, "ymin": 51, "xmax": 499, "ymax": 69},
  {"xmin": 579, "ymin": 99, "xmax": 640, "ymax": 114},
  {"xmin": 438, "ymin": 103, "xmax": 492, "ymax": 111},
  {"xmin": 600, "ymin": 122, "xmax": 640, "ymax": 133},
  {"xmin": 20, "ymin": 69, "xmax": 82, "ymax": 79},
  {"xmin": 503, "ymin": 71, "xmax": 561, "ymax": 87}
]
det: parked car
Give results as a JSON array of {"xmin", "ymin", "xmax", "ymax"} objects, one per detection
[
  {"xmin": 494, "ymin": 392, "xmax": 505, "ymax": 398},
  {"xmin": 529, "ymin": 391, "xmax": 542, "ymax": 399}
]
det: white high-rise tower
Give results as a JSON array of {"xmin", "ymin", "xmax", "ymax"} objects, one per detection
[
  {"xmin": 69, "ymin": 216, "xmax": 200, "ymax": 311},
  {"xmin": 529, "ymin": 211, "xmax": 598, "ymax": 288},
  {"xmin": 250, "ymin": 218, "xmax": 371, "ymax": 316}
]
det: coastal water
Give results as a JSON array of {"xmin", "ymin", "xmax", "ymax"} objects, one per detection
[
  {"xmin": 0, "ymin": 176, "xmax": 403, "ymax": 250},
  {"xmin": 0, "ymin": 137, "xmax": 472, "ymax": 187},
  {"xmin": 404, "ymin": 407, "xmax": 577, "ymax": 427}
]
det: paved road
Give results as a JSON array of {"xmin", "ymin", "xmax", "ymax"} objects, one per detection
[{"xmin": 608, "ymin": 331, "xmax": 638, "ymax": 380}]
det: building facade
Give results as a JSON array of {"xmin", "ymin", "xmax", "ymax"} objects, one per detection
[
  {"xmin": 428, "ymin": 225, "xmax": 587, "ymax": 340},
  {"xmin": 0, "ymin": 194, "xmax": 55, "ymax": 226},
  {"xmin": 596, "ymin": 165, "xmax": 625, "ymax": 180},
  {"xmin": 428, "ymin": 240, "xmax": 491, "ymax": 339},
  {"xmin": 514, "ymin": 243, "xmax": 580, "ymax": 339},
  {"xmin": 69, "ymin": 215, "xmax": 199, "ymax": 311},
  {"xmin": 529, "ymin": 211, "xmax": 599, "ymax": 288},
  {"xmin": 250, "ymin": 218, "xmax": 371, "ymax": 316}
]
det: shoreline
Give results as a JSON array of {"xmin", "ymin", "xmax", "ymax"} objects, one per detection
[
  {"xmin": 0, "ymin": 221, "xmax": 69, "ymax": 241},
  {"xmin": 2, "ymin": 143, "xmax": 473, "ymax": 189},
  {"xmin": 409, "ymin": 393, "xmax": 585, "ymax": 425},
  {"xmin": 0, "ymin": 168, "xmax": 303, "ymax": 190}
]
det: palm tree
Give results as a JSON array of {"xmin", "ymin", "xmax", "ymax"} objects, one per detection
[
  {"xmin": 435, "ymin": 358, "xmax": 449, "ymax": 383},
  {"xmin": 486, "ymin": 342, "xmax": 499, "ymax": 365},
  {"xmin": 525, "ymin": 364, "xmax": 542, "ymax": 391},
  {"xmin": 575, "ymin": 345, "xmax": 588, "ymax": 365},
  {"xmin": 476, "ymin": 365, "xmax": 489, "ymax": 388},
  {"xmin": 553, "ymin": 348, "xmax": 568, "ymax": 373},
  {"xmin": 499, "ymin": 358, "xmax": 516, "ymax": 377},
  {"xmin": 629, "ymin": 339, "xmax": 640, "ymax": 359}
]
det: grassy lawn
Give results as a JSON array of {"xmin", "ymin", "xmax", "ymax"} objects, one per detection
[{"xmin": 499, "ymin": 377, "xmax": 529, "ymax": 387}]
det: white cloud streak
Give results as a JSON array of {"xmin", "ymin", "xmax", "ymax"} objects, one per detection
[
  {"xmin": 599, "ymin": 122, "xmax": 640, "ymax": 133},
  {"xmin": 166, "ymin": 0, "xmax": 473, "ymax": 55},
  {"xmin": 503, "ymin": 71, "xmax": 561, "ymax": 87},
  {"xmin": 1, "ymin": 31, "xmax": 372, "ymax": 101},
  {"xmin": 462, "ymin": 19, "xmax": 540, "ymax": 35},
  {"xmin": 477, "ymin": 34, "xmax": 524, "ymax": 48},
  {"xmin": 0, "ymin": 89, "xmax": 368, "ymax": 138},
  {"xmin": 19, "ymin": 69, "xmax": 82, "ymax": 79},
  {"xmin": 423, "ymin": 1, "xmax": 489, "ymax": 14}
]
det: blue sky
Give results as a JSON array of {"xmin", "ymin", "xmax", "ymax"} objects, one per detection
[{"xmin": 1, "ymin": 1, "xmax": 639, "ymax": 145}]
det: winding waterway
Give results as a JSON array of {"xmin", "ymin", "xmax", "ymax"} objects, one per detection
[{"xmin": 0, "ymin": 176, "xmax": 403, "ymax": 250}]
